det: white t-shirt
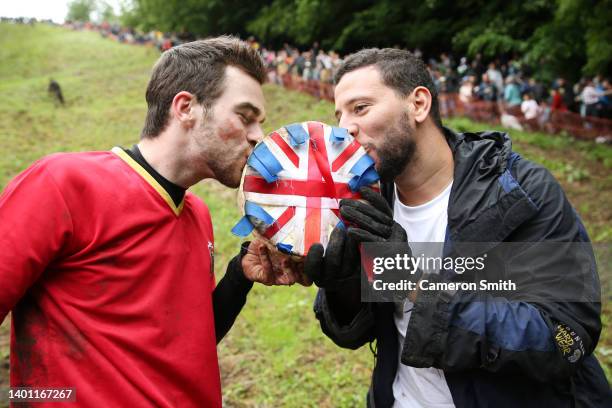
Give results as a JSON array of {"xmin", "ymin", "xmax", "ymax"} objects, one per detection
[
  {"xmin": 521, "ymin": 99, "xmax": 540, "ymax": 120},
  {"xmin": 581, "ymin": 85, "xmax": 600, "ymax": 105},
  {"xmin": 392, "ymin": 181, "xmax": 455, "ymax": 408}
]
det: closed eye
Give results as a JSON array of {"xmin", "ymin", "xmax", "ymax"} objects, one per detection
[
  {"xmin": 238, "ymin": 112, "xmax": 250, "ymax": 124},
  {"xmin": 354, "ymin": 104, "xmax": 368, "ymax": 114}
]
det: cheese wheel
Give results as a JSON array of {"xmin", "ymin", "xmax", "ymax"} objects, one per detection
[{"xmin": 232, "ymin": 121, "xmax": 380, "ymax": 257}]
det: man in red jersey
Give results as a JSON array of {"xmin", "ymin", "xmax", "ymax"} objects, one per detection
[{"xmin": 0, "ymin": 36, "xmax": 305, "ymax": 407}]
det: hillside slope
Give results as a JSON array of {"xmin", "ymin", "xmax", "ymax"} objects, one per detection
[{"xmin": 0, "ymin": 23, "xmax": 609, "ymax": 406}]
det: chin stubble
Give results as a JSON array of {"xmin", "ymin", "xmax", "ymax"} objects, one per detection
[{"xmin": 376, "ymin": 113, "xmax": 416, "ymax": 183}]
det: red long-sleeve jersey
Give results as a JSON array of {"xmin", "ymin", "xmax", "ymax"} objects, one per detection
[{"xmin": 0, "ymin": 148, "xmax": 221, "ymax": 407}]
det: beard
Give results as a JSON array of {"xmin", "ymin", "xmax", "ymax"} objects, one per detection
[
  {"xmin": 209, "ymin": 156, "xmax": 243, "ymax": 188},
  {"xmin": 205, "ymin": 142, "xmax": 244, "ymax": 189},
  {"xmin": 198, "ymin": 118, "xmax": 245, "ymax": 189},
  {"xmin": 372, "ymin": 112, "xmax": 416, "ymax": 182}
]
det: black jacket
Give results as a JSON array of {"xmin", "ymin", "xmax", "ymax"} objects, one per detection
[{"xmin": 314, "ymin": 128, "xmax": 612, "ymax": 407}]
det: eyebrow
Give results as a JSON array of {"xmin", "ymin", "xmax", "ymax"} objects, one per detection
[{"xmin": 236, "ymin": 102, "xmax": 266, "ymax": 123}]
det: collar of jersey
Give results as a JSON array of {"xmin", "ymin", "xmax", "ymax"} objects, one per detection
[{"xmin": 111, "ymin": 147, "xmax": 185, "ymax": 216}]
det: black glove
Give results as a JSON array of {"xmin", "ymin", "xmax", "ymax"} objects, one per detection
[
  {"xmin": 340, "ymin": 186, "xmax": 407, "ymax": 243},
  {"xmin": 340, "ymin": 187, "xmax": 422, "ymax": 298},
  {"xmin": 304, "ymin": 224, "xmax": 361, "ymax": 292}
]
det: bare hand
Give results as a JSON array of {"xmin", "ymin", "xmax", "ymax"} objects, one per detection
[{"xmin": 241, "ymin": 240, "xmax": 312, "ymax": 286}]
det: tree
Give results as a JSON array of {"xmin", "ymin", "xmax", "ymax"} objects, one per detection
[
  {"xmin": 248, "ymin": 0, "xmax": 372, "ymax": 50},
  {"xmin": 66, "ymin": 0, "xmax": 96, "ymax": 22},
  {"xmin": 583, "ymin": 0, "xmax": 612, "ymax": 75},
  {"xmin": 124, "ymin": 0, "xmax": 269, "ymax": 36},
  {"xmin": 116, "ymin": 0, "xmax": 610, "ymax": 79},
  {"xmin": 97, "ymin": 1, "xmax": 119, "ymax": 24},
  {"xmin": 526, "ymin": 0, "xmax": 611, "ymax": 81}
]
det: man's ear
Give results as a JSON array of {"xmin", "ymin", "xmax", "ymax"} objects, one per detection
[
  {"xmin": 171, "ymin": 91, "xmax": 198, "ymax": 128},
  {"xmin": 409, "ymin": 86, "xmax": 432, "ymax": 125}
]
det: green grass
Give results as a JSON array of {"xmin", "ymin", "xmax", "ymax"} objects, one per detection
[{"xmin": 0, "ymin": 22, "xmax": 610, "ymax": 407}]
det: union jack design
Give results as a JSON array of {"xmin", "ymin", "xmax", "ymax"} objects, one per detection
[{"xmin": 232, "ymin": 121, "xmax": 379, "ymax": 256}]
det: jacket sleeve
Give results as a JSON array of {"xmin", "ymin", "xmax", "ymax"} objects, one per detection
[
  {"xmin": 0, "ymin": 160, "xmax": 74, "ymax": 324},
  {"xmin": 401, "ymin": 158, "xmax": 602, "ymax": 383},
  {"xmin": 313, "ymin": 288, "xmax": 376, "ymax": 350}
]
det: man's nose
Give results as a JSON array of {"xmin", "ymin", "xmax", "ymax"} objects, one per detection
[
  {"xmin": 339, "ymin": 120, "xmax": 358, "ymax": 139},
  {"xmin": 248, "ymin": 124, "xmax": 265, "ymax": 146}
]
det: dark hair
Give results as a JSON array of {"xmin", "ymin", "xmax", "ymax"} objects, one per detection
[
  {"xmin": 334, "ymin": 48, "xmax": 442, "ymax": 129},
  {"xmin": 141, "ymin": 36, "xmax": 266, "ymax": 138}
]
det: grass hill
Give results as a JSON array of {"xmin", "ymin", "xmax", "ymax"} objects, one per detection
[{"xmin": 0, "ymin": 22, "xmax": 610, "ymax": 407}]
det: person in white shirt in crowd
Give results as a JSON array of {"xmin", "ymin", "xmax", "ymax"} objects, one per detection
[
  {"xmin": 521, "ymin": 92, "xmax": 540, "ymax": 120},
  {"xmin": 580, "ymin": 78, "xmax": 602, "ymax": 118}
]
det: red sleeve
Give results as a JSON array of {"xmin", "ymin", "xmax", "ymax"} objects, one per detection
[{"xmin": 0, "ymin": 160, "xmax": 73, "ymax": 322}]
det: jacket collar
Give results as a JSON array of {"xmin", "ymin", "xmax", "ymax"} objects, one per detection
[{"xmin": 382, "ymin": 127, "xmax": 538, "ymax": 252}]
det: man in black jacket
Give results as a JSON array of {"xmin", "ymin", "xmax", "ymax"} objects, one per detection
[{"xmin": 304, "ymin": 48, "xmax": 611, "ymax": 407}]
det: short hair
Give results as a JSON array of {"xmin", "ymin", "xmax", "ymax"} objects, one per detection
[
  {"xmin": 141, "ymin": 36, "xmax": 266, "ymax": 138},
  {"xmin": 334, "ymin": 48, "xmax": 442, "ymax": 129}
]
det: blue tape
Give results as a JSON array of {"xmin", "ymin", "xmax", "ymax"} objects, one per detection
[
  {"xmin": 247, "ymin": 155, "xmax": 274, "ymax": 182},
  {"xmin": 248, "ymin": 143, "xmax": 283, "ymax": 182},
  {"xmin": 349, "ymin": 154, "xmax": 375, "ymax": 177},
  {"xmin": 285, "ymin": 123, "xmax": 309, "ymax": 147},
  {"xmin": 349, "ymin": 164, "xmax": 380, "ymax": 191},
  {"xmin": 245, "ymin": 201, "xmax": 274, "ymax": 225},
  {"xmin": 276, "ymin": 243, "xmax": 293, "ymax": 254},
  {"xmin": 330, "ymin": 127, "xmax": 348, "ymax": 143},
  {"xmin": 336, "ymin": 220, "xmax": 346, "ymax": 230},
  {"xmin": 231, "ymin": 216, "xmax": 254, "ymax": 237},
  {"xmin": 230, "ymin": 201, "xmax": 275, "ymax": 237},
  {"xmin": 360, "ymin": 166, "xmax": 380, "ymax": 185}
]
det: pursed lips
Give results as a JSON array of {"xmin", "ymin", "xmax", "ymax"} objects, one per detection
[{"xmin": 363, "ymin": 144, "xmax": 376, "ymax": 158}]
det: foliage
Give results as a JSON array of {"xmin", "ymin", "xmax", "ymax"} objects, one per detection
[
  {"xmin": 583, "ymin": 0, "xmax": 612, "ymax": 75},
  {"xmin": 125, "ymin": 0, "xmax": 271, "ymax": 37},
  {"xmin": 66, "ymin": 0, "xmax": 122, "ymax": 24},
  {"xmin": 97, "ymin": 1, "xmax": 119, "ymax": 24},
  {"xmin": 120, "ymin": 0, "xmax": 611, "ymax": 79},
  {"xmin": 525, "ymin": 0, "xmax": 589, "ymax": 82},
  {"xmin": 66, "ymin": 0, "xmax": 97, "ymax": 22}
]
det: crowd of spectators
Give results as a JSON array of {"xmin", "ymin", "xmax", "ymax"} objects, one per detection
[
  {"xmin": 259, "ymin": 43, "xmax": 611, "ymax": 138},
  {"xmin": 5, "ymin": 17, "xmax": 610, "ymax": 139},
  {"xmin": 60, "ymin": 20, "xmax": 612, "ymax": 124},
  {"xmin": 259, "ymin": 42, "xmax": 343, "ymax": 85},
  {"xmin": 431, "ymin": 53, "xmax": 612, "ymax": 120},
  {"xmin": 247, "ymin": 39, "xmax": 612, "ymax": 125}
]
